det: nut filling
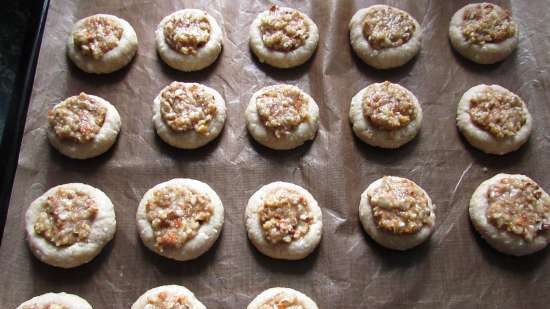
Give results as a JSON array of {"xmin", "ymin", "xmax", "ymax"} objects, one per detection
[
  {"xmin": 368, "ymin": 177, "xmax": 433, "ymax": 234},
  {"xmin": 146, "ymin": 292, "xmax": 190, "ymax": 309},
  {"xmin": 164, "ymin": 12, "xmax": 211, "ymax": 55},
  {"xmin": 259, "ymin": 188, "xmax": 313, "ymax": 244},
  {"xmin": 259, "ymin": 293, "xmax": 304, "ymax": 309},
  {"xmin": 48, "ymin": 92, "xmax": 107, "ymax": 143},
  {"xmin": 469, "ymin": 87, "xmax": 526, "ymax": 138},
  {"xmin": 256, "ymin": 86, "xmax": 309, "ymax": 138},
  {"xmin": 146, "ymin": 186, "xmax": 213, "ymax": 251},
  {"xmin": 260, "ymin": 5, "xmax": 309, "ymax": 52},
  {"xmin": 160, "ymin": 82, "xmax": 218, "ymax": 135},
  {"xmin": 461, "ymin": 4, "xmax": 516, "ymax": 45},
  {"xmin": 362, "ymin": 7, "xmax": 416, "ymax": 50},
  {"xmin": 363, "ymin": 82, "xmax": 416, "ymax": 130},
  {"xmin": 487, "ymin": 178, "xmax": 550, "ymax": 242},
  {"xmin": 34, "ymin": 189, "xmax": 98, "ymax": 247},
  {"xmin": 22, "ymin": 304, "xmax": 69, "ymax": 309},
  {"xmin": 73, "ymin": 16, "xmax": 123, "ymax": 59}
]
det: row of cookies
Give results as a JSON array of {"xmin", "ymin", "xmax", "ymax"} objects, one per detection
[
  {"xmin": 67, "ymin": 3, "xmax": 519, "ymax": 75},
  {"xmin": 17, "ymin": 286, "xmax": 318, "ymax": 309},
  {"xmin": 25, "ymin": 172, "xmax": 550, "ymax": 274},
  {"xmin": 47, "ymin": 80, "xmax": 532, "ymax": 160}
]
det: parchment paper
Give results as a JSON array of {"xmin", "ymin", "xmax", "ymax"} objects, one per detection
[{"xmin": 1, "ymin": 0, "xmax": 550, "ymax": 308}]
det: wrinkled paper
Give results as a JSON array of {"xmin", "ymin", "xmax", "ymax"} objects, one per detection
[{"xmin": 1, "ymin": 0, "xmax": 550, "ymax": 308}]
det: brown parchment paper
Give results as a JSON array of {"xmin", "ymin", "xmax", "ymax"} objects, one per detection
[{"xmin": 2, "ymin": 0, "xmax": 550, "ymax": 308}]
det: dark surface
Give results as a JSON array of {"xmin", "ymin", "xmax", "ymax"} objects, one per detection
[{"xmin": 0, "ymin": 0, "xmax": 49, "ymax": 242}]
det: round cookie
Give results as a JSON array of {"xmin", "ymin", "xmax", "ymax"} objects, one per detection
[
  {"xmin": 456, "ymin": 84, "xmax": 532, "ymax": 155},
  {"xmin": 47, "ymin": 92, "xmax": 121, "ymax": 159},
  {"xmin": 359, "ymin": 176, "xmax": 436, "ymax": 250},
  {"xmin": 131, "ymin": 285, "xmax": 206, "ymax": 309},
  {"xmin": 67, "ymin": 14, "xmax": 138, "ymax": 74},
  {"xmin": 349, "ymin": 81, "xmax": 422, "ymax": 149},
  {"xmin": 156, "ymin": 9, "xmax": 223, "ymax": 72},
  {"xmin": 245, "ymin": 181, "xmax": 322, "ymax": 260},
  {"xmin": 153, "ymin": 82, "xmax": 227, "ymax": 149},
  {"xmin": 349, "ymin": 5, "xmax": 422, "ymax": 69},
  {"xmin": 469, "ymin": 173, "xmax": 550, "ymax": 256},
  {"xmin": 250, "ymin": 5, "xmax": 319, "ymax": 68},
  {"xmin": 25, "ymin": 183, "xmax": 116, "ymax": 268},
  {"xmin": 17, "ymin": 292, "xmax": 93, "ymax": 309},
  {"xmin": 245, "ymin": 84, "xmax": 319, "ymax": 150},
  {"xmin": 137, "ymin": 178, "xmax": 224, "ymax": 261},
  {"xmin": 449, "ymin": 3, "xmax": 519, "ymax": 64},
  {"xmin": 247, "ymin": 287, "xmax": 319, "ymax": 309}
]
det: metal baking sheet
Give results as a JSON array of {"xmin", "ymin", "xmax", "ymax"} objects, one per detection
[{"xmin": 1, "ymin": 0, "xmax": 549, "ymax": 308}]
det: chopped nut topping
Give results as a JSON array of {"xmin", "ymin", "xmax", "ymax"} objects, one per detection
[
  {"xmin": 469, "ymin": 87, "xmax": 526, "ymax": 138},
  {"xmin": 362, "ymin": 81, "xmax": 416, "ymax": 130},
  {"xmin": 73, "ymin": 15, "xmax": 123, "ymax": 59},
  {"xmin": 461, "ymin": 3, "xmax": 516, "ymax": 45},
  {"xmin": 146, "ymin": 292, "xmax": 190, "ymax": 309},
  {"xmin": 260, "ymin": 5, "xmax": 309, "ymax": 52},
  {"xmin": 48, "ymin": 92, "xmax": 107, "ymax": 143},
  {"xmin": 362, "ymin": 6, "xmax": 416, "ymax": 50},
  {"xmin": 22, "ymin": 304, "xmax": 69, "ymax": 309},
  {"xmin": 368, "ymin": 177, "xmax": 433, "ymax": 234},
  {"xmin": 259, "ymin": 293, "xmax": 304, "ymax": 309},
  {"xmin": 34, "ymin": 188, "xmax": 98, "ymax": 247},
  {"xmin": 146, "ymin": 186, "xmax": 213, "ymax": 251},
  {"xmin": 259, "ymin": 188, "xmax": 313, "ymax": 244},
  {"xmin": 256, "ymin": 85, "xmax": 309, "ymax": 138},
  {"xmin": 163, "ymin": 11, "xmax": 211, "ymax": 55},
  {"xmin": 487, "ymin": 177, "xmax": 550, "ymax": 242},
  {"xmin": 160, "ymin": 82, "xmax": 218, "ymax": 135}
]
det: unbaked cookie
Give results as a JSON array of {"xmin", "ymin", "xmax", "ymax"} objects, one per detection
[
  {"xmin": 25, "ymin": 183, "xmax": 116, "ymax": 268},
  {"xmin": 349, "ymin": 5, "xmax": 422, "ymax": 69},
  {"xmin": 131, "ymin": 285, "xmax": 206, "ymax": 309},
  {"xmin": 245, "ymin": 84, "xmax": 319, "ymax": 150},
  {"xmin": 67, "ymin": 14, "xmax": 138, "ymax": 74},
  {"xmin": 469, "ymin": 174, "xmax": 550, "ymax": 256},
  {"xmin": 247, "ymin": 287, "xmax": 319, "ymax": 309},
  {"xmin": 250, "ymin": 5, "xmax": 319, "ymax": 68},
  {"xmin": 349, "ymin": 81, "xmax": 422, "ymax": 148},
  {"xmin": 16, "ymin": 292, "xmax": 93, "ymax": 309},
  {"xmin": 456, "ymin": 84, "xmax": 532, "ymax": 155},
  {"xmin": 359, "ymin": 176, "xmax": 436, "ymax": 250},
  {"xmin": 47, "ymin": 92, "xmax": 121, "ymax": 159},
  {"xmin": 449, "ymin": 3, "xmax": 518, "ymax": 64},
  {"xmin": 153, "ymin": 82, "xmax": 226, "ymax": 149},
  {"xmin": 245, "ymin": 181, "xmax": 322, "ymax": 260},
  {"xmin": 137, "ymin": 178, "xmax": 224, "ymax": 261},
  {"xmin": 156, "ymin": 9, "xmax": 223, "ymax": 72}
]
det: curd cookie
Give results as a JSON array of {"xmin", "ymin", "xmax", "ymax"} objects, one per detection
[
  {"xmin": 25, "ymin": 183, "xmax": 116, "ymax": 268},
  {"xmin": 137, "ymin": 178, "xmax": 224, "ymax": 261},
  {"xmin": 349, "ymin": 81, "xmax": 422, "ymax": 149},
  {"xmin": 359, "ymin": 176, "xmax": 436, "ymax": 250},
  {"xmin": 47, "ymin": 92, "xmax": 121, "ymax": 159},
  {"xmin": 153, "ymin": 82, "xmax": 226, "ymax": 149},
  {"xmin": 349, "ymin": 5, "xmax": 422, "ymax": 69},
  {"xmin": 156, "ymin": 9, "xmax": 223, "ymax": 72},
  {"xmin": 469, "ymin": 174, "xmax": 550, "ymax": 256},
  {"xmin": 245, "ymin": 181, "xmax": 322, "ymax": 260},
  {"xmin": 67, "ymin": 14, "xmax": 138, "ymax": 74},
  {"xmin": 456, "ymin": 84, "xmax": 532, "ymax": 155},
  {"xmin": 16, "ymin": 292, "xmax": 93, "ymax": 309},
  {"xmin": 250, "ymin": 5, "xmax": 319, "ymax": 68},
  {"xmin": 131, "ymin": 285, "xmax": 206, "ymax": 309},
  {"xmin": 245, "ymin": 84, "xmax": 319, "ymax": 150},
  {"xmin": 247, "ymin": 287, "xmax": 319, "ymax": 309},
  {"xmin": 449, "ymin": 3, "xmax": 518, "ymax": 64}
]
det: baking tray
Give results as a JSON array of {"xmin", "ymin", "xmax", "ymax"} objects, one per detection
[{"xmin": 1, "ymin": 1, "xmax": 550, "ymax": 308}]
